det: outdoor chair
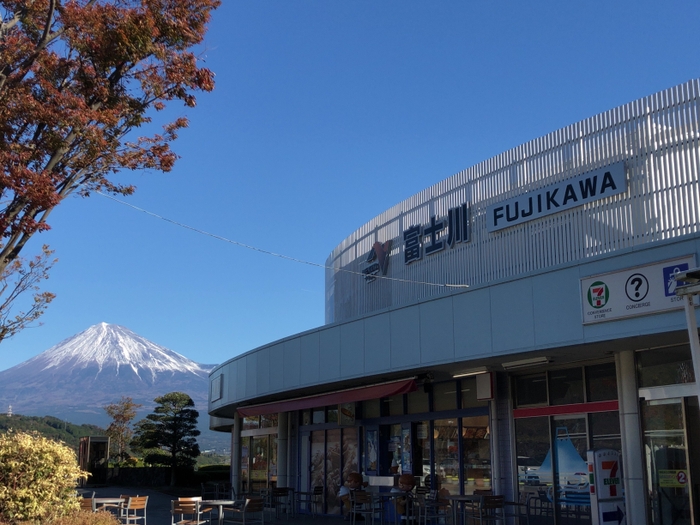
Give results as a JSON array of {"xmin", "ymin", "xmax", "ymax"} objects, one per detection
[
  {"xmin": 270, "ymin": 487, "xmax": 294, "ymax": 519},
  {"xmin": 350, "ymin": 491, "xmax": 384, "ymax": 525},
  {"xmin": 80, "ymin": 497, "xmax": 96, "ymax": 512},
  {"xmin": 202, "ymin": 482, "xmax": 219, "ymax": 500},
  {"xmin": 171, "ymin": 499, "xmax": 208, "ymax": 525},
  {"xmin": 467, "ymin": 494, "xmax": 505, "ymax": 525},
  {"xmin": 121, "ymin": 495, "xmax": 148, "ymax": 525},
  {"xmin": 222, "ymin": 496, "xmax": 265, "ymax": 525},
  {"xmin": 296, "ymin": 485, "xmax": 324, "ymax": 517},
  {"xmin": 179, "ymin": 497, "xmax": 213, "ymax": 520}
]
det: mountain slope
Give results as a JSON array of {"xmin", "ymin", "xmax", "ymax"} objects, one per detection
[{"xmin": 0, "ymin": 323, "xmax": 216, "ymax": 434}]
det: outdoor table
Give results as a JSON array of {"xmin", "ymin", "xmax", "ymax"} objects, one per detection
[
  {"xmin": 199, "ymin": 499, "xmax": 239, "ymax": 525},
  {"xmin": 446, "ymin": 494, "xmax": 482, "ymax": 525},
  {"xmin": 93, "ymin": 497, "xmax": 125, "ymax": 515},
  {"xmin": 372, "ymin": 491, "xmax": 417, "ymax": 525}
]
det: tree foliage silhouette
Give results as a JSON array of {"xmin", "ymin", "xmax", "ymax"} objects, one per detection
[
  {"xmin": 131, "ymin": 391, "xmax": 200, "ymax": 486},
  {"xmin": 0, "ymin": 0, "xmax": 220, "ymax": 341}
]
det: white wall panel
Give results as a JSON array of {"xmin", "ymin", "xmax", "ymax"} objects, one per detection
[
  {"xmin": 318, "ymin": 327, "xmax": 341, "ymax": 381},
  {"xmin": 283, "ymin": 338, "xmax": 301, "ymax": 389},
  {"xmin": 327, "ymin": 79, "xmax": 700, "ymax": 323},
  {"xmin": 490, "ymin": 279, "xmax": 535, "ymax": 353},
  {"xmin": 419, "ymin": 299, "xmax": 455, "ymax": 365},
  {"xmin": 299, "ymin": 332, "xmax": 320, "ymax": 385},
  {"xmin": 532, "ymin": 268, "xmax": 584, "ymax": 347},
  {"xmin": 253, "ymin": 346, "xmax": 269, "ymax": 394},
  {"xmin": 389, "ymin": 306, "xmax": 421, "ymax": 370},
  {"xmin": 340, "ymin": 321, "xmax": 364, "ymax": 377},
  {"xmin": 453, "ymin": 289, "xmax": 493, "ymax": 360},
  {"xmin": 363, "ymin": 314, "xmax": 392, "ymax": 373}
]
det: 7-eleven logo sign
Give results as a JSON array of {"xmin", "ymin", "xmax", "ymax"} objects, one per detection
[
  {"xmin": 602, "ymin": 460, "xmax": 620, "ymax": 497},
  {"xmin": 588, "ymin": 281, "xmax": 610, "ymax": 308}
]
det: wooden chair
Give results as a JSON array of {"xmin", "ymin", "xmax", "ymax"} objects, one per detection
[
  {"xmin": 178, "ymin": 497, "xmax": 213, "ymax": 521},
  {"xmin": 222, "ymin": 497, "xmax": 265, "ymax": 525},
  {"xmin": 121, "ymin": 495, "xmax": 148, "ymax": 525},
  {"xmin": 171, "ymin": 500, "xmax": 207, "ymax": 525},
  {"xmin": 80, "ymin": 497, "xmax": 96, "ymax": 512}
]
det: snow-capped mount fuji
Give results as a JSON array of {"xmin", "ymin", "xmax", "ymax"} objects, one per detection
[{"xmin": 0, "ymin": 323, "xmax": 216, "ymax": 429}]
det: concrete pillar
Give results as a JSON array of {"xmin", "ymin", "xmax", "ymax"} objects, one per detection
[
  {"xmin": 231, "ymin": 412, "xmax": 241, "ymax": 495},
  {"xmin": 277, "ymin": 412, "xmax": 289, "ymax": 488},
  {"xmin": 616, "ymin": 350, "xmax": 648, "ymax": 525}
]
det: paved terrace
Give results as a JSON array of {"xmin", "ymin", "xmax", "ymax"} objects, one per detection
[{"xmin": 91, "ymin": 486, "xmax": 349, "ymax": 525}]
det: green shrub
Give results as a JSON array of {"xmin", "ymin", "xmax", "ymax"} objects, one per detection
[{"xmin": 0, "ymin": 431, "xmax": 88, "ymax": 523}]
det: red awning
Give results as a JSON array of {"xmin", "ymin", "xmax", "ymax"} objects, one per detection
[{"xmin": 237, "ymin": 378, "xmax": 417, "ymax": 417}]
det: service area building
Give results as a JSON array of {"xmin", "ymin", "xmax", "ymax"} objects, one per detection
[{"xmin": 208, "ymin": 78, "xmax": 700, "ymax": 525}]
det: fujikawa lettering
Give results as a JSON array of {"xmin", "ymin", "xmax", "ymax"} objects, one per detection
[{"xmin": 486, "ymin": 162, "xmax": 626, "ymax": 232}]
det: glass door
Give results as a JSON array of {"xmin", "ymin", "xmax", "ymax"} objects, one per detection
[{"xmin": 642, "ymin": 398, "xmax": 694, "ymax": 525}]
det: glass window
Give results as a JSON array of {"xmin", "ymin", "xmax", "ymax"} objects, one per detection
[
  {"xmin": 408, "ymin": 389, "xmax": 429, "ymax": 414},
  {"xmin": 586, "ymin": 362, "xmax": 618, "ymax": 402},
  {"xmin": 261, "ymin": 413, "xmax": 278, "ymax": 428},
  {"xmin": 243, "ymin": 416, "xmax": 260, "ymax": 430},
  {"xmin": 461, "ymin": 377, "xmax": 488, "ymax": 409},
  {"xmin": 434, "ymin": 419, "xmax": 459, "ymax": 497},
  {"xmin": 415, "ymin": 422, "xmax": 430, "ymax": 482},
  {"xmin": 312, "ymin": 408, "xmax": 325, "ymax": 424},
  {"xmin": 515, "ymin": 417, "xmax": 552, "ymax": 506},
  {"xmin": 241, "ymin": 436, "xmax": 250, "ymax": 492},
  {"xmin": 362, "ymin": 400, "xmax": 380, "ymax": 419},
  {"xmin": 301, "ymin": 410, "xmax": 311, "ymax": 426},
  {"xmin": 388, "ymin": 424, "xmax": 403, "ymax": 475},
  {"xmin": 342, "ymin": 428, "xmax": 359, "ymax": 482},
  {"xmin": 514, "ymin": 373, "xmax": 548, "ymax": 407},
  {"xmin": 548, "ymin": 367, "xmax": 584, "ymax": 405},
  {"xmin": 638, "ymin": 345, "xmax": 695, "ymax": 387},
  {"xmin": 327, "ymin": 407, "xmax": 339, "ymax": 424},
  {"xmin": 433, "ymin": 382, "xmax": 458, "ymax": 411},
  {"xmin": 383, "ymin": 395, "xmax": 404, "ymax": 416},
  {"xmin": 326, "ymin": 429, "xmax": 341, "ymax": 514},
  {"xmin": 462, "ymin": 415, "xmax": 491, "ymax": 495},
  {"xmin": 250, "ymin": 435, "xmax": 269, "ymax": 491},
  {"xmin": 589, "ymin": 411, "xmax": 621, "ymax": 451}
]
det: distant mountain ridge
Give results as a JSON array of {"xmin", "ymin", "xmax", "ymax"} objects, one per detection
[{"xmin": 0, "ymin": 323, "xmax": 226, "ymax": 450}]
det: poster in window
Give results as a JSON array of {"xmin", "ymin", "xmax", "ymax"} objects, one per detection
[
  {"xmin": 339, "ymin": 403, "xmax": 355, "ymax": 426},
  {"xmin": 366, "ymin": 430, "xmax": 378, "ymax": 472},
  {"xmin": 401, "ymin": 427, "xmax": 412, "ymax": 474}
]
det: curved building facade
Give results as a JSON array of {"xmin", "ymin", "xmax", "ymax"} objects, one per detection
[{"xmin": 209, "ymin": 79, "xmax": 700, "ymax": 525}]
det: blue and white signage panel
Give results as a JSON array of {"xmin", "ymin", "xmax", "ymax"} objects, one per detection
[
  {"xmin": 581, "ymin": 256, "xmax": 697, "ymax": 324},
  {"xmin": 487, "ymin": 162, "xmax": 627, "ymax": 232}
]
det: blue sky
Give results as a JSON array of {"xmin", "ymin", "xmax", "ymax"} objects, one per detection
[{"xmin": 0, "ymin": 0, "xmax": 699, "ymax": 371}]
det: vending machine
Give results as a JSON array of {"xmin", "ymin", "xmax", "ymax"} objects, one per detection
[{"xmin": 587, "ymin": 449, "xmax": 626, "ymax": 525}]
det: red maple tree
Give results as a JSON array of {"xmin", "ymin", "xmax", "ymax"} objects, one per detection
[{"xmin": 0, "ymin": 0, "xmax": 220, "ymax": 341}]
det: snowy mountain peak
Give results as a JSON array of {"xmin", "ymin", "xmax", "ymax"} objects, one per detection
[{"xmin": 18, "ymin": 322, "xmax": 212, "ymax": 380}]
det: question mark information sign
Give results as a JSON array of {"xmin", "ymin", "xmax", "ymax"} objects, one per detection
[{"xmin": 581, "ymin": 256, "xmax": 696, "ymax": 324}]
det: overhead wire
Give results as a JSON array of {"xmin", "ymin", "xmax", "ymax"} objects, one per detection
[{"xmin": 97, "ymin": 192, "xmax": 470, "ymax": 289}]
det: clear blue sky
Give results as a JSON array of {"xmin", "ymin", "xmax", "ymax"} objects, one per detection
[{"xmin": 0, "ymin": 0, "xmax": 698, "ymax": 371}]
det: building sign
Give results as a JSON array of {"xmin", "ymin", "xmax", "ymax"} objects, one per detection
[
  {"xmin": 363, "ymin": 240, "xmax": 392, "ymax": 282},
  {"xmin": 658, "ymin": 469, "xmax": 688, "ymax": 488},
  {"xmin": 487, "ymin": 162, "xmax": 627, "ymax": 232},
  {"xmin": 580, "ymin": 256, "xmax": 696, "ymax": 324},
  {"xmin": 403, "ymin": 203, "xmax": 470, "ymax": 265}
]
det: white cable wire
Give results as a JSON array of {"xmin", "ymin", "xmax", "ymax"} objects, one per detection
[{"xmin": 97, "ymin": 192, "xmax": 470, "ymax": 289}]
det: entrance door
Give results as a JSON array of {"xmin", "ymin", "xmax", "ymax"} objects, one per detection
[
  {"xmin": 552, "ymin": 416, "xmax": 590, "ymax": 525},
  {"xmin": 642, "ymin": 398, "xmax": 699, "ymax": 525}
]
